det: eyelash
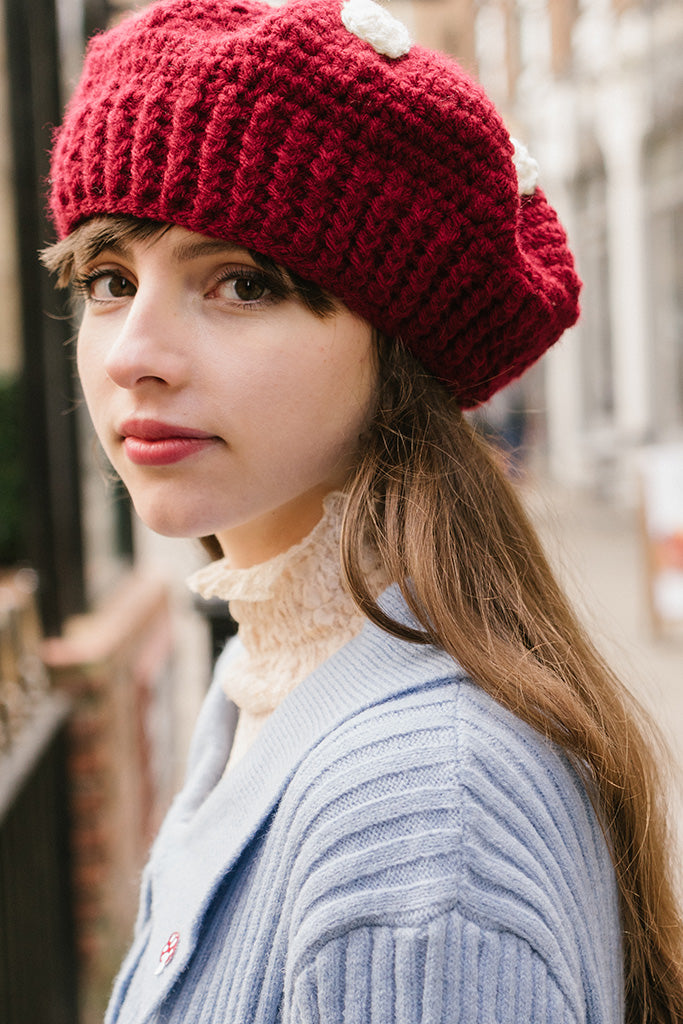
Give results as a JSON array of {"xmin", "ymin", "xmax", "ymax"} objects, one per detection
[
  {"xmin": 71, "ymin": 268, "xmax": 132, "ymax": 301},
  {"xmin": 211, "ymin": 268, "xmax": 287, "ymax": 307},
  {"xmin": 71, "ymin": 266, "xmax": 287, "ymax": 309}
]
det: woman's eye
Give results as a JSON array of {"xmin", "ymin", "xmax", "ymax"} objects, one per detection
[
  {"xmin": 88, "ymin": 273, "xmax": 136, "ymax": 300},
  {"xmin": 233, "ymin": 277, "xmax": 267, "ymax": 302},
  {"xmin": 215, "ymin": 273, "xmax": 272, "ymax": 305}
]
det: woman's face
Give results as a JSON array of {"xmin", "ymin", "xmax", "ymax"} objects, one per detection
[{"xmin": 75, "ymin": 224, "xmax": 377, "ymax": 566}]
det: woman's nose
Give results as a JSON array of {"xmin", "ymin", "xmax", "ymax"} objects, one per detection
[{"xmin": 103, "ymin": 290, "xmax": 190, "ymax": 390}]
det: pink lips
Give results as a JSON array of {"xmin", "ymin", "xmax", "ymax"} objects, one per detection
[{"xmin": 119, "ymin": 419, "xmax": 219, "ymax": 466}]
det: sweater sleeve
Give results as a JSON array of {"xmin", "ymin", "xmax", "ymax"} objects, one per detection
[
  {"xmin": 290, "ymin": 916, "xmax": 579, "ymax": 1023},
  {"xmin": 281, "ymin": 680, "xmax": 622, "ymax": 1024}
]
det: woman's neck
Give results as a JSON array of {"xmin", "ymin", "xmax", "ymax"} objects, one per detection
[
  {"xmin": 188, "ymin": 491, "xmax": 388, "ymax": 766},
  {"xmin": 213, "ymin": 480, "xmax": 352, "ymax": 569}
]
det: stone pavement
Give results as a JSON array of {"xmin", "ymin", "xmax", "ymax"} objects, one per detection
[{"xmin": 523, "ymin": 477, "xmax": 683, "ymax": 860}]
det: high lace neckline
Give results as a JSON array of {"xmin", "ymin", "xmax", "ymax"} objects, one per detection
[{"xmin": 187, "ymin": 492, "xmax": 387, "ymax": 765}]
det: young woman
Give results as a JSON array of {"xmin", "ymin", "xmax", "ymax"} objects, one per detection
[{"xmin": 43, "ymin": 0, "xmax": 683, "ymax": 1020}]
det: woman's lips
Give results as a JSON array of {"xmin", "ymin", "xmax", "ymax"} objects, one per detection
[{"xmin": 119, "ymin": 419, "xmax": 219, "ymax": 466}]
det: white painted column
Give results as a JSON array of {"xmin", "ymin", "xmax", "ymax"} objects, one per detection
[
  {"xmin": 595, "ymin": 76, "xmax": 650, "ymax": 443},
  {"xmin": 527, "ymin": 85, "xmax": 587, "ymax": 486},
  {"xmin": 544, "ymin": 324, "xmax": 585, "ymax": 486}
]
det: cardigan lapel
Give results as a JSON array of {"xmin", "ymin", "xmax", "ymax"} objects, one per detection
[{"xmin": 121, "ymin": 585, "xmax": 462, "ymax": 1022}]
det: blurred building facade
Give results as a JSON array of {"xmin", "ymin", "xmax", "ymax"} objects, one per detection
[{"xmin": 400, "ymin": 0, "xmax": 683, "ymax": 498}]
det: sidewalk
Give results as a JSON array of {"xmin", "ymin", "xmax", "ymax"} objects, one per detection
[{"xmin": 523, "ymin": 476, "xmax": 683, "ymax": 856}]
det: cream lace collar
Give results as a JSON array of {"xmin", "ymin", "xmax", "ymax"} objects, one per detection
[{"xmin": 187, "ymin": 492, "xmax": 386, "ymax": 718}]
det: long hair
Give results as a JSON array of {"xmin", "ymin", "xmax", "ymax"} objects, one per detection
[
  {"xmin": 342, "ymin": 335, "xmax": 683, "ymax": 1024},
  {"xmin": 44, "ymin": 218, "xmax": 683, "ymax": 1018}
]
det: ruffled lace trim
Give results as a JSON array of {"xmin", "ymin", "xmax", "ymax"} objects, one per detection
[
  {"xmin": 188, "ymin": 493, "xmax": 387, "ymax": 722},
  {"xmin": 189, "ymin": 492, "xmax": 348, "ymax": 607}
]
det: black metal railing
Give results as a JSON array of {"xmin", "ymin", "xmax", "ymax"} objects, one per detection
[{"xmin": 0, "ymin": 571, "xmax": 78, "ymax": 1024}]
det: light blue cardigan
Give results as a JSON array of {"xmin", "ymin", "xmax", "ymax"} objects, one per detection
[{"xmin": 106, "ymin": 587, "xmax": 623, "ymax": 1023}]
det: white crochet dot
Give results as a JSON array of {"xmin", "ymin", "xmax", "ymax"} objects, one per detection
[
  {"xmin": 511, "ymin": 137, "xmax": 539, "ymax": 196},
  {"xmin": 341, "ymin": 0, "xmax": 411, "ymax": 59}
]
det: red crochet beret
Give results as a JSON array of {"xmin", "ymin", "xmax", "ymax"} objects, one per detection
[{"xmin": 48, "ymin": 0, "xmax": 580, "ymax": 408}]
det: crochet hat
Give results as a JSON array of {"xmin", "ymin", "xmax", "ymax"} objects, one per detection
[{"xmin": 48, "ymin": 0, "xmax": 580, "ymax": 408}]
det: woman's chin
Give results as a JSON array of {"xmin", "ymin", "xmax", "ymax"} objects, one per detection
[{"xmin": 131, "ymin": 502, "xmax": 215, "ymax": 542}]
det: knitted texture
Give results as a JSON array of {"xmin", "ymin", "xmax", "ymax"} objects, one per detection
[
  {"xmin": 187, "ymin": 492, "xmax": 387, "ymax": 767},
  {"xmin": 104, "ymin": 589, "xmax": 623, "ymax": 1023},
  {"xmin": 48, "ymin": 0, "xmax": 581, "ymax": 408}
]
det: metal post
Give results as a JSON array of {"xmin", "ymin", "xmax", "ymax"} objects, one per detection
[{"xmin": 2, "ymin": 0, "xmax": 85, "ymax": 635}]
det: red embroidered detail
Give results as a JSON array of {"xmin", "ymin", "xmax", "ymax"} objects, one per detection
[{"xmin": 155, "ymin": 931, "xmax": 180, "ymax": 975}]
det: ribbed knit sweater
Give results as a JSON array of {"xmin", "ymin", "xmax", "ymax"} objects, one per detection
[{"xmin": 105, "ymin": 586, "xmax": 623, "ymax": 1022}]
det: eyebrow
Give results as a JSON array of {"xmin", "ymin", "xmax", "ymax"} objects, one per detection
[
  {"xmin": 78, "ymin": 232, "xmax": 131, "ymax": 267},
  {"xmin": 59, "ymin": 218, "xmax": 296, "ymax": 296},
  {"xmin": 170, "ymin": 237, "xmax": 253, "ymax": 264},
  {"xmin": 46, "ymin": 217, "xmax": 336, "ymax": 315},
  {"xmin": 74, "ymin": 223, "xmax": 253, "ymax": 269}
]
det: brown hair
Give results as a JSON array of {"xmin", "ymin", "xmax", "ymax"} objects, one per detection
[
  {"xmin": 41, "ymin": 215, "xmax": 337, "ymax": 319},
  {"xmin": 342, "ymin": 336, "xmax": 683, "ymax": 1023},
  {"xmin": 43, "ymin": 218, "xmax": 683, "ymax": 1019}
]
